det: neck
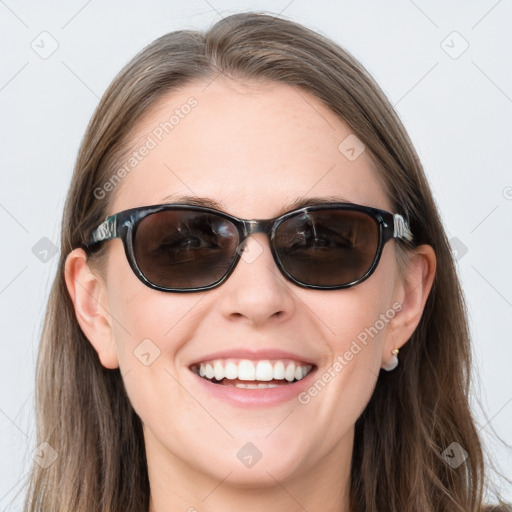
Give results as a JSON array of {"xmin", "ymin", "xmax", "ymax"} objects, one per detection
[{"xmin": 145, "ymin": 427, "xmax": 353, "ymax": 512}]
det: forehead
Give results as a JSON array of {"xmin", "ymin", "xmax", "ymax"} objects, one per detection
[{"xmin": 108, "ymin": 79, "xmax": 390, "ymax": 217}]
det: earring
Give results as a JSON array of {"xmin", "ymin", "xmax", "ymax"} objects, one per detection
[{"xmin": 382, "ymin": 348, "xmax": 399, "ymax": 372}]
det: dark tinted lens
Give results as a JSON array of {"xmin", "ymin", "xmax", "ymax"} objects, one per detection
[
  {"xmin": 274, "ymin": 209, "xmax": 379, "ymax": 286},
  {"xmin": 134, "ymin": 210, "xmax": 239, "ymax": 289}
]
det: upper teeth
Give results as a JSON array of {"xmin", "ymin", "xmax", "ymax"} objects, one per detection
[{"xmin": 192, "ymin": 359, "xmax": 313, "ymax": 382}]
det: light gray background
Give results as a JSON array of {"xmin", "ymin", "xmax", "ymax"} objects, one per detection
[{"xmin": 1, "ymin": 0, "xmax": 511, "ymax": 508}]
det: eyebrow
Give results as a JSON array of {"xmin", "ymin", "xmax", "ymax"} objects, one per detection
[{"xmin": 160, "ymin": 194, "xmax": 354, "ymax": 216}]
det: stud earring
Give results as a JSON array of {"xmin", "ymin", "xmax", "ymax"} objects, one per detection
[{"xmin": 382, "ymin": 348, "xmax": 399, "ymax": 372}]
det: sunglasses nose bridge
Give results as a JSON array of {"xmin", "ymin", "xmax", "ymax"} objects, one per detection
[
  {"xmin": 242, "ymin": 218, "xmax": 275, "ymax": 238},
  {"xmin": 237, "ymin": 218, "xmax": 277, "ymax": 261},
  {"xmin": 234, "ymin": 218, "xmax": 285, "ymax": 284}
]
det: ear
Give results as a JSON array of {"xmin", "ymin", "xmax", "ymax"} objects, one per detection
[
  {"xmin": 381, "ymin": 244, "xmax": 436, "ymax": 369},
  {"xmin": 64, "ymin": 248, "xmax": 119, "ymax": 369}
]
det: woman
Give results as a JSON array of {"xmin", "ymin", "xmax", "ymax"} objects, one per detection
[{"xmin": 24, "ymin": 12, "xmax": 510, "ymax": 512}]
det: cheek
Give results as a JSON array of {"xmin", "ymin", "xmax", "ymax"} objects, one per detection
[
  {"xmin": 299, "ymin": 260, "xmax": 398, "ymax": 423},
  {"xmin": 321, "ymin": 281, "xmax": 395, "ymax": 365},
  {"xmin": 107, "ymin": 290, "xmax": 198, "ymax": 439},
  {"xmin": 104, "ymin": 250, "xmax": 210, "ymax": 423},
  {"xmin": 104, "ymin": 241, "xmax": 186, "ymax": 354},
  {"xmin": 321, "ymin": 294, "xmax": 389, "ymax": 381},
  {"xmin": 108, "ymin": 287, "xmax": 198, "ymax": 368}
]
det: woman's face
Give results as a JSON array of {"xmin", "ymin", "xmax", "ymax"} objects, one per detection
[{"xmin": 94, "ymin": 79, "xmax": 408, "ymax": 491}]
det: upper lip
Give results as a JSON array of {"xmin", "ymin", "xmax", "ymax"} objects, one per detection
[{"xmin": 189, "ymin": 348, "xmax": 316, "ymax": 367}]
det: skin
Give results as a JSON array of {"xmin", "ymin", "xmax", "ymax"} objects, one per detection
[{"xmin": 65, "ymin": 79, "xmax": 436, "ymax": 512}]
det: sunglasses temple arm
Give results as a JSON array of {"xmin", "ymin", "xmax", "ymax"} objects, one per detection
[
  {"xmin": 89, "ymin": 214, "xmax": 119, "ymax": 245},
  {"xmin": 393, "ymin": 214, "xmax": 413, "ymax": 242}
]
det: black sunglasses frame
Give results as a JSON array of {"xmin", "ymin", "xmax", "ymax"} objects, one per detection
[{"xmin": 86, "ymin": 202, "xmax": 413, "ymax": 293}]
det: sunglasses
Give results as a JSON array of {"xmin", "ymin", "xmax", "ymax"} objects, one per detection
[{"xmin": 86, "ymin": 202, "xmax": 413, "ymax": 292}]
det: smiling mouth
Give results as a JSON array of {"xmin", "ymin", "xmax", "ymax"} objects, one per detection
[{"xmin": 190, "ymin": 358, "xmax": 316, "ymax": 388}]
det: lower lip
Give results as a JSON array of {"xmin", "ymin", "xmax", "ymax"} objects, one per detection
[{"xmin": 189, "ymin": 367, "xmax": 318, "ymax": 407}]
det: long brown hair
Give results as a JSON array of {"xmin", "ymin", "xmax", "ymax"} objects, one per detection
[{"xmin": 23, "ymin": 12, "xmax": 510, "ymax": 511}]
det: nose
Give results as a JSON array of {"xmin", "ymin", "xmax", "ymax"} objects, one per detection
[{"xmin": 218, "ymin": 233, "xmax": 296, "ymax": 328}]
